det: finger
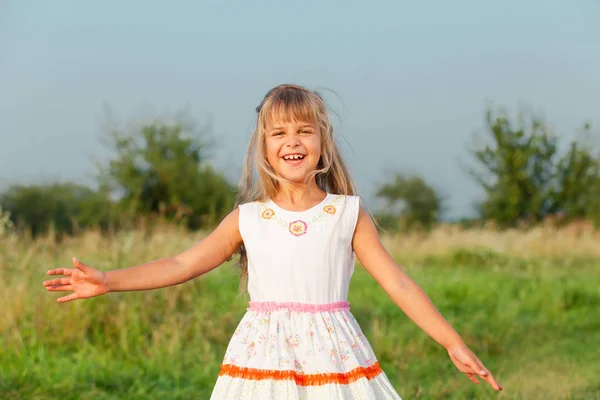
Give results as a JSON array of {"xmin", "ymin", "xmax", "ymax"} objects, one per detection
[
  {"xmin": 72, "ymin": 257, "xmax": 91, "ymax": 273},
  {"xmin": 473, "ymin": 358, "xmax": 490, "ymax": 377},
  {"xmin": 484, "ymin": 377, "xmax": 502, "ymax": 391},
  {"xmin": 463, "ymin": 357, "xmax": 486, "ymax": 376},
  {"xmin": 466, "ymin": 373, "xmax": 480, "ymax": 385},
  {"xmin": 481, "ymin": 371, "xmax": 502, "ymax": 391},
  {"xmin": 47, "ymin": 268, "xmax": 74, "ymax": 276},
  {"xmin": 450, "ymin": 353, "xmax": 471, "ymax": 373},
  {"xmin": 57, "ymin": 293, "xmax": 79, "ymax": 303},
  {"xmin": 46, "ymin": 284, "xmax": 74, "ymax": 291},
  {"xmin": 472, "ymin": 361, "xmax": 501, "ymax": 390},
  {"xmin": 43, "ymin": 277, "xmax": 71, "ymax": 286},
  {"xmin": 474, "ymin": 360, "xmax": 502, "ymax": 390}
]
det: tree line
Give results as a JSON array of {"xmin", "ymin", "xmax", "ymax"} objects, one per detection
[
  {"xmin": 375, "ymin": 107, "xmax": 599, "ymax": 231},
  {"xmin": 1, "ymin": 105, "xmax": 598, "ymax": 238}
]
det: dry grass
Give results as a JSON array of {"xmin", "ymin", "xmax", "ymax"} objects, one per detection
[
  {"xmin": 381, "ymin": 220, "xmax": 600, "ymax": 259},
  {"xmin": 0, "ymin": 220, "xmax": 599, "ymax": 399}
]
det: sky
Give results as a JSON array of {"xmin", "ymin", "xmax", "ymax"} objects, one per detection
[{"xmin": 1, "ymin": 1, "xmax": 599, "ymax": 219}]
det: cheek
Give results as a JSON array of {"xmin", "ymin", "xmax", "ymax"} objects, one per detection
[
  {"xmin": 264, "ymin": 140, "xmax": 279, "ymax": 162},
  {"xmin": 306, "ymin": 137, "xmax": 322, "ymax": 160}
]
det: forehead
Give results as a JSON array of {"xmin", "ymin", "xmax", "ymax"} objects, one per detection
[
  {"xmin": 261, "ymin": 97, "xmax": 320, "ymax": 130},
  {"xmin": 266, "ymin": 115, "xmax": 317, "ymax": 130}
]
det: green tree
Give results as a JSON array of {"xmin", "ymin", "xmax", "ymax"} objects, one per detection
[
  {"xmin": 375, "ymin": 173, "xmax": 443, "ymax": 231},
  {"xmin": 0, "ymin": 182, "xmax": 114, "ymax": 237},
  {"xmin": 467, "ymin": 106, "xmax": 600, "ymax": 226},
  {"xmin": 99, "ymin": 115, "xmax": 235, "ymax": 230},
  {"xmin": 552, "ymin": 124, "xmax": 600, "ymax": 223}
]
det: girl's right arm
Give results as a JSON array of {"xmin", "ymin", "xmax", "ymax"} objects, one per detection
[{"xmin": 44, "ymin": 208, "xmax": 243, "ymax": 303}]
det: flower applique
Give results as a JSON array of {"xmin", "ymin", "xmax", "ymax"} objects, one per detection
[
  {"xmin": 289, "ymin": 220, "xmax": 308, "ymax": 236},
  {"xmin": 261, "ymin": 208, "xmax": 275, "ymax": 219},
  {"xmin": 259, "ymin": 195, "xmax": 343, "ymax": 237},
  {"xmin": 323, "ymin": 205, "xmax": 336, "ymax": 214}
]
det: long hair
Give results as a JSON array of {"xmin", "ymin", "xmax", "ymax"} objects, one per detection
[{"xmin": 234, "ymin": 84, "xmax": 357, "ymax": 292}]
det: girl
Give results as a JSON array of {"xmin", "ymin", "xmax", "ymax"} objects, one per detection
[{"xmin": 44, "ymin": 84, "xmax": 502, "ymax": 399}]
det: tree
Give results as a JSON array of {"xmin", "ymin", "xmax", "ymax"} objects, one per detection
[
  {"xmin": 467, "ymin": 106, "xmax": 600, "ymax": 227},
  {"xmin": 375, "ymin": 173, "xmax": 443, "ymax": 231},
  {"xmin": 0, "ymin": 182, "xmax": 114, "ymax": 237},
  {"xmin": 99, "ymin": 114, "xmax": 235, "ymax": 230},
  {"xmin": 552, "ymin": 124, "xmax": 600, "ymax": 223}
]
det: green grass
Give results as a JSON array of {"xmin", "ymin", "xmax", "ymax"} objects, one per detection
[{"xmin": 1, "ymin": 233, "xmax": 599, "ymax": 399}]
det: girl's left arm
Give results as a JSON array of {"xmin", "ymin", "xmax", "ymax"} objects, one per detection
[{"xmin": 352, "ymin": 207, "xmax": 502, "ymax": 391}]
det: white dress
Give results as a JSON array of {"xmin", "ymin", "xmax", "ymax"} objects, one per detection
[{"xmin": 210, "ymin": 193, "xmax": 402, "ymax": 399}]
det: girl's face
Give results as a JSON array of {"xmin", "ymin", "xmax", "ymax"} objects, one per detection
[{"xmin": 264, "ymin": 119, "xmax": 321, "ymax": 184}]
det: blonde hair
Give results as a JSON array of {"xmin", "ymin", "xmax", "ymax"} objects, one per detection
[{"xmin": 234, "ymin": 84, "xmax": 357, "ymax": 291}]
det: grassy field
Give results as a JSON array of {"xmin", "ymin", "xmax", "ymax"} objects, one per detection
[{"xmin": 1, "ymin": 222, "xmax": 599, "ymax": 399}]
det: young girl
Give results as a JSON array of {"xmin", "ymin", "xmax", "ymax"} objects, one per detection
[{"xmin": 44, "ymin": 84, "xmax": 502, "ymax": 399}]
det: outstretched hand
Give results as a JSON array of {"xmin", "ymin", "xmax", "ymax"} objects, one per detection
[
  {"xmin": 43, "ymin": 257, "xmax": 109, "ymax": 303},
  {"xmin": 447, "ymin": 344, "xmax": 503, "ymax": 391}
]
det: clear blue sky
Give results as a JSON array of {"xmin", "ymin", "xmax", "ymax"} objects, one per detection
[{"xmin": 1, "ymin": 1, "xmax": 599, "ymax": 218}]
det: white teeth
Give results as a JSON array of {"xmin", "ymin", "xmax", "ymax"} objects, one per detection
[{"xmin": 284, "ymin": 154, "xmax": 304, "ymax": 160}]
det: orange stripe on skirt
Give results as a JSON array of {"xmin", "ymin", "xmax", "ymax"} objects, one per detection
[{"xmin": 219, "ymin": 362, "xmax": 383, "ymax": 386}]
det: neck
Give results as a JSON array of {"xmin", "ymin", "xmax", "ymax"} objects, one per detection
[{"xmin": 274, "ymin": 180, "xmax": 327, "ymax": 205}]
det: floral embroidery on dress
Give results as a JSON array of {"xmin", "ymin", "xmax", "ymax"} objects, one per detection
[
  {"xmin": 258, "ymin": 194, "xmax": 343, "ymax": 237},
  {"xmin": 323, "ymin": 205, "xmax": 336, "ymax": 214},
  {"xmin": 289, "ymin": 220, "xmax": 308, "ymax": 236},
  {"xmin": 261, "ymin": 208, "xmax": 275, "ymax": 219}
]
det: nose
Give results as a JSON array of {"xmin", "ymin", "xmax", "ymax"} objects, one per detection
[{"xmin": 285, "ymin": 134, "xmax": 301, "ymax": 147}]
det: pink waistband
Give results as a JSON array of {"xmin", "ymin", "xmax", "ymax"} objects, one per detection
[{"xmin": 247, "ymin": 301, "xmax": 350, "ymax": 312}]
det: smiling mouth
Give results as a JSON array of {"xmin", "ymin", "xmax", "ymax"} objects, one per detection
[{"xmin": 282, "ymin": 154, "xmax": 306, "ymax": 166}]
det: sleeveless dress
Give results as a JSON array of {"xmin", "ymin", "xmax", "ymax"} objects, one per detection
[{"xmin": 210, "ymin": 193, "xmax": 402, "ymax": 399}]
